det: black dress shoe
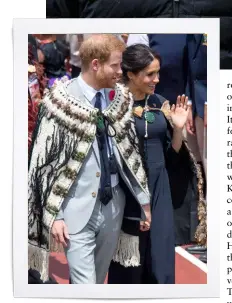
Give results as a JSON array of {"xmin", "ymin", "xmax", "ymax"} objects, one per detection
[
  {"xmin": 186, "ymin": 245, "xmax": 207, "ymax": 254},
  {"xmin": 199, "ymin": 253, "xmax": 207, "ymax": 263}
]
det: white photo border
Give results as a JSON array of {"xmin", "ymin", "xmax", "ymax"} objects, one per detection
[{"xmin": 13, "ymin": 18, "xmax": 220, "ymax": 298}]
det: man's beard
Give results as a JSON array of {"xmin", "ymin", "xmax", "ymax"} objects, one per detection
[{"xmin": 97, "ymin": 69, "xmax": 116, "ymax": 89}]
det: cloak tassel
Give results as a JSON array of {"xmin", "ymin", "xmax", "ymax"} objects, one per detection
[{"xmin": 112, "ymin": 231, "xmax": 140, "ymax": 267}]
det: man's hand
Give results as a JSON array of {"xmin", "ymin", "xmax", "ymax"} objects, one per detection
[
  {"xmin": 140, "ymin": 221, "xmax": 150, "ymax": 232},
  {"xmin": 51, "ymin": 220, "xmax": 70, "ymax": 247},
  {"xmin": 140, "ymin": 204, "xmax": 151, "ymax": 232}
]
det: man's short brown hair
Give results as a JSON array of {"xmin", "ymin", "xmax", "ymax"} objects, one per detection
[{"xmin": 79, "ymin": 34, "xmax": 125, "ymax": 71}]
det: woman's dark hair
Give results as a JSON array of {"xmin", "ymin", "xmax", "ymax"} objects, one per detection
[{"xmin": 122, "ymin": 43, "xmax": 161, "ymax": 83}]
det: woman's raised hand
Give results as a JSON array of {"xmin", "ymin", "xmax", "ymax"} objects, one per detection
[{"xmin": 170, "ymin": 95, "xmax": 191, "ymax": 130}]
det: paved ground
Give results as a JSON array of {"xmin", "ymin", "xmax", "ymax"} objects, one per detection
[{"xmin": 49, "ymin": 246, "xmax": 207, "ymax": 284}]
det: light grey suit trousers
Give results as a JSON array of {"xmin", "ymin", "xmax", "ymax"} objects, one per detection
[{"xmin": 64, "ymin": 185, "xmax": 125, "ymax": 284}]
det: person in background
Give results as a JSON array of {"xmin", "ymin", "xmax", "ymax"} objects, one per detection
[
  {"xmin": 28, "ymin": 36, "xmax": 48, "ymax": 152},
  {"xmin": 66, "ymin": 34, "xmax": 82, "ymax": 78},
  {"xmin": 34, "ymin": 34, "xmax": 70, "ymax": 88},
  {"xmin": 112, "ymin": 34, "xmax": 129, "ymax": 44},
  {"xmin": 66, "ymin": 34, "xmax": 90, "ymax": 78},
  {"xmin": 121, "ymin": 34, "xmax": 129, "ymax": 44},
  {"xmin": 185, "ymin": 34, "xmax": 207, "ymax": 262},
  {"xmin": 127, "ymin": 34, "xmax": 188, "ymax": 105}
]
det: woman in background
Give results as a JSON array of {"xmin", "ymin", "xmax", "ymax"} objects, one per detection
[{"xmin": 28, "ymin": 36, "xmax": 48, "ymax": 151}]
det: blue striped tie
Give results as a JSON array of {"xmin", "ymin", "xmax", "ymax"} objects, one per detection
[{"xmin": 95, "ymin": 92, "xmax": 112, "ymax": 205}]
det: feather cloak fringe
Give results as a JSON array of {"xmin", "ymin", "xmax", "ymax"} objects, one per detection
[{"xmin": 112, "ymin": 231, "xmax": 140, "ymax": 267}]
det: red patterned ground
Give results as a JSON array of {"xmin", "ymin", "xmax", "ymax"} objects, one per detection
[{"xmin": 49, "ymin": 250, "xmax": 207, "ymax": 284}]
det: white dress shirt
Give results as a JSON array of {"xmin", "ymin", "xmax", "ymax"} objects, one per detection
[{"xmin": 77, "ymin": 75, "xmax": 119, "ymax": 187}]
